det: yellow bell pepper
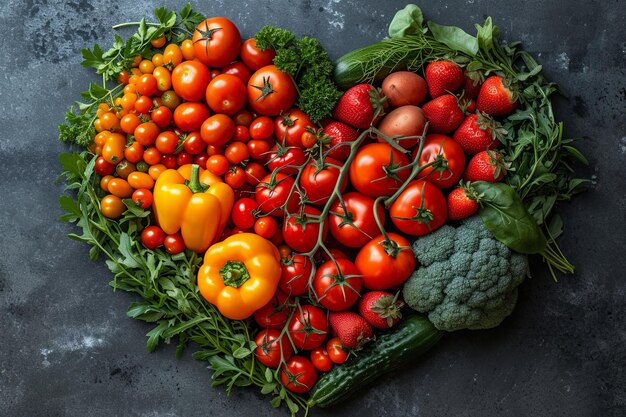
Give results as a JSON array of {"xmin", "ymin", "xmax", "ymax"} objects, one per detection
[
  {"xmin": 197, "ymin": 233, "xmax": 282, "ymax": 320},
  {"xmin": 153, "ymin": 164, "xmax": 234, "ymax": 253}
]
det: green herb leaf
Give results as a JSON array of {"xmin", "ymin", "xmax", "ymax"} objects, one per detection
[
  {"xmin": 427, "ymin": 21, "xmax": 479, "ymax": 56},
  {"xmin": 388, "ymin": 4, "xmax": 424, "ymax": 38}
]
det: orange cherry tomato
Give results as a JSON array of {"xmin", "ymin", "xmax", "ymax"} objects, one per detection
[
  {"xmin": 127, "ymin": 171, "xmax": 155, "ymax": 189},
  {"xmin": 107, "ymin": 178, "xmax": 134, "ymax": 198},
  {"xmin": 101, "ymin": 133, "xmax": 127, "ymax": 164},
  {"xmin": 100, "ymin": 195, "xmax": 126, "ymax": 219},
  {"xmin": 200, "ymin": 114, "xmax": 235, "ymax": 146},
  {"xmin": 124, "ymin": 141, "xmax": 145, "ymax": 163}
]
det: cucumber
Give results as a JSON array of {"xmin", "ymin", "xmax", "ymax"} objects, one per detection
[
  {"xmin": 333, "ymin": 36, "xmax": 449, "ymax": 90},
  {"xmin": 308, "ymin": 314, "xmax": 443, "ymax": 407}
]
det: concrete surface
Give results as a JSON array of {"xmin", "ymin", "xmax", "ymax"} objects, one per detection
[{"xmin": 0, "ymin": 0, "xmax": 624, "ymax": 416}]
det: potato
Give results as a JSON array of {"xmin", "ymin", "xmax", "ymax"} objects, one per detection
[
  {"xmin": 382, "ymin": 71, "xmax": 428, "ymax": 107},
  {"xmin": 376, "ymin": 105, "xmax": 426, "ymax": 149}
]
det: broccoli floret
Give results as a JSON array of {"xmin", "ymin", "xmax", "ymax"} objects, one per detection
[{"xmin": 403, "ymin": 216, "xmax": 528, "ymax": 331}]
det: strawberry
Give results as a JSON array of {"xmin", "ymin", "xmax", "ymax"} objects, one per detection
[
  {"xmin": 421, "ymin": 94, "xmax": 465, "ymax": 133},
  {"xmin": 329, "ymin": 311, "xmax": 373, "ymax": 349},
  {"xmin": 453, "ymin": 112, "xmax": 507, "ymax": 155},
  {"xmin": 461, "ymin": 70, "xmax": 484, "ymax": 99},
  {"xmin": 321, "ymin": 121, "xmax": 359, "ymax": 161},
  {"xmin": 358, "ymin": 291, "xmax": 404, "ymax": 329},
  {"xmin": 424, "ymin": 60, "xmax": 463, "ymax": 98},
  {"xmin": 447, "ymin": 183, "xmax": 480, "ymax": 221},
  {"xmin": 463, "ymin": 150, "xmax": 510, "ymax": 182},
  {"xmin": 332, "ymin": 84, "xmax": 385, "ymax": 129},
  {"xmin": 476, "ymin": 75, "xmax": 518, "ymax": 116}
]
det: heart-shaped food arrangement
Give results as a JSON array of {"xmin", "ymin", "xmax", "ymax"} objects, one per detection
[{"xmin": 58, "ymin": 3, "xmax": 588, "ymax": 415}]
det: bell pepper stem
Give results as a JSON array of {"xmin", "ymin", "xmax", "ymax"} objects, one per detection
[
  {"xmin": 220, "ymin": 261, "xmax": 250, "ymax": 288},
  {"xmin": 187, "ymin": 164, "xmax": 208, "ymax": 194}
]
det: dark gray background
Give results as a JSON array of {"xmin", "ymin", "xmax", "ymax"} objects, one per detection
[{"xmin": 1, "ymin": 0, "xmax": 624, "ymax": 416}]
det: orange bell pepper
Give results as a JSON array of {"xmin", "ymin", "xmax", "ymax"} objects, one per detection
[
  {"xmin": 197, "ymin": 233, "xmax": 282, "ymax": 320},
  {"xmin": 153, "ymin": 164, "xmax": 233, "ymax": 253}
]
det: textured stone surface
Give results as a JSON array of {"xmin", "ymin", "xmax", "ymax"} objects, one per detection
[{"xmin": 0, "ymin": 0, "xmax": 624, "ymax": 416}]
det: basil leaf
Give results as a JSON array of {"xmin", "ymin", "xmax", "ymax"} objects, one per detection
[
  {"xmin": 427, "ymin": 21, "xmax": 479, "ymax": 56},
  {"xmin": 473, "ymin": 182, "xmax": 546, "ymax": 254},
  {"xmin": 388, "ymin": 4, "xmax": 424, "ymax": 38}
]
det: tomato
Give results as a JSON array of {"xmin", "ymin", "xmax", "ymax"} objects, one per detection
[
  {"xmin": 102, "ymin": 133, "xmax": 126, "ymax": 164},
  {"xmin": 299, "ymin": 157, "xmax": 346, "ymax": 205},
  {"xmin": 414, "ymin": 133, "xmax": 466, "ymax": 189},
  {"xmin": 326, "ymin": 337, "xmax": 348, "ymax": 364},
  {"xmin": 150, "ymin": 35, "xmax": 166, "ymax": 48},
  {"xmin": 141, "ymin": 225, "xmax": 165, "ymax": 250},
  {"xmin": 115, "ymin": 160, "xmax": 136, "ymax": 179},
  {"xmin": 267, "ymin": 144, "xmax": 307, "ymax": 175},
  {"xmin": 233, "ymin": 109, "xmax": 253, "ymax": 126},
  {"xmin": 162, "ymin": 43, "xmax": 183, "ymax": 67},
  {"xmin": 127, "ymin": 171, "xmax": 155, "ymax": 189},
  {"xmin": 124, "ymin": 141, "xmax": 144, "ymax": 164},
  {"xmin": 233, "ymin": 125, "xmax": 250, "ymax": 143},
  {"xmin": 389, "ymin": 180, "xmax": 447, "ymax": 236},
  {"xmin": 310, "ymin": 348, "xmax": 333, "ymax": 372},
  {"xmin": 355, "ymin": 233, "xmax": 416, "ymax": 290},
  {"xmin": 221, "ymin": 61, "xmax": 252, "ymax": 84},
  {"xmin": 283, "ymin": 205, "xmax": 327, "ymax": 253},
  {"xmin": 160, "ymin": 90, "xmax": 182, "ymax": 110},
  {"xmin": 224, "ymin": 141, "xmax": 249, "ymax": 164},
  {"xmin": 136, "ymin": 74, "xmax": 158, "ymax": 96},
  {"xmin": 300, "ymin": 130, "xmax": 317, "ymax": 149},
  {"xmin": 161, "ymin": 154, "xmax": 176, "ymax": 169},
  {"xmin": 279, "ymin": 254, "xmax": 312, "ymax": 296},
  {"xmin": 231, "ymin": 198, "xmax": 258, "ymax": 229},
  {"xmin": 312, "ymin": 259, "xmax": 361, "ymax": 311},
  {"xmin": 131, "ymin": 188, "xmax": 153, "ymax": 209},
  {"xmin": 143, "ymin": 147, "xmax": 162, "ymax": 166},
  {"xmin": 107, "ymin": 178, "xmax": 133, "ymax": 198},
  {"xmin": 280, "ymin": 356, "xmax": 317, "ymax": 394},
  {"xmin": 173, "ymin": 102, "xmax": 210, "ymax": 132},
  {"xmin": 255, "ymin": 173, "xmax": 300, "ymax": 217},
  {"xmin": 247, "ymin": 139, "xmax": 271, "ymax": 160},
  {"xmin": 274, "ymin": 109, "xmax": 314, "ymax": 147},
  {"xmin": 254, "ymin": 216, "xmax": 278, "ymax": 239},
  {"xmin": 206, "ymin": 74, "xmax": 247, "ymax": 115},
  {"xmin": 100, "ymin": 175, "xmax": 114, "ymax": 192},
  {"xmin": 247, "ymin": 65, "xmax": 297, "ymax": 116},
  {"xmin": 244, "ymin": 162, "xmax": 267, "ymax": 185},
  {"xmin": 287, "ymin": 304, "xmax": 328, "ymax": 350},
  {"xmin": 255, "ymin": 329, "xmax": 292, "ymax": 369},
  {"xmin": 148, "ymin": 164, "xmax": 167, "ymax": 180},
  {"xmin": 249, "ymin": 116, "xmax": 274, "ymax": 140},
  {"xmin": 253, "ymin": 291, "xmax": 290, "ymax": 329},
  {"xmin": 117, "ymin": 69, "xmax": 130, "ymax": 85},
  {"xmin": 349, "ymin": 143, "xmax": 411, "ymax": 198},
  {"xmin": 94, "ymin": 156, "xmax": 115, "ymax": 176},
  {"xmin": 171, "ymin": 61, "xmax": 211, "ymax": 101},
  {"xmin": 151, "ymin": 105, "xmax": 172, "ymax": 128},
  {"xmin": 327, "ymin": 192, "xmax": 384, "ymax": 248},
  {"xmin": 100, "ymin": 195, "xmax": 125, "ymax": 219},
  {"xmin": 192, "ymin": 17, "xmax": 241, "ymax": 68},
  {"xmin": 174, "ymin": 151, "xmax": 191, "ymax": 166},
  {"xmin": 181, "ymin": 39, "xmax": 194, "ymax": 60},
  {"xmin": 163, "ymin": 232, "xmax": 186, "ymax": 255},
  {"xmin": 120, "ymin": 113, "xmax": 141, "ymax": 134},
  {"xmin": 182, "ymin": 131, "xmax": 206, "ymax": 155},
  {"xmin": 207, "ymin": 154, "xmax": 229, "ymax": 176},
  {"xmin": 240, "ymin": 38, "xmax": 276, "ymax": 71},
  {"xmin": 134, "ymin": 122, "xmax": 160, "ymax": 146},
  {"xmin": 200, "ymin": 114, "xmax": 235, "ymax": 146},
  {"xmin": 193, "ymin": 152, "xmax": 209, "ymax": 169},
  {"xmin": 153, "ymin": 66, "xmax": 172, "ymax": 91},
  {"xmin": 224, "ymin": 166, "xmax": 246, "ymax": 189},
  {"xmin": 155, "ymin": 131, "xmax": 180, "ymax": 154}
]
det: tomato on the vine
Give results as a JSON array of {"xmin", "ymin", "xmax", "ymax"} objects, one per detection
[
  {"xmin": 299, "ymin": 157, "xmax": 346, "ymax": 206},
  {"xmin": 280, "ymin": 356, "xmax": 317, "ymax": 394},
  {"xmin": 287, "ymin": 304, "xmax": 328, "ymax": 350},
  {"xmin": 192, "ymin": 17, "xmax": 241, "ymax": 68},
  {"xmin": 253, "ymin": 291, "xmax": 291, "ymax": 329},
  {"xmin": 283, "ymin": 206, "xmax": 327, "ymax": 253},
  {"xmin": 415, "ymin": 134, "xmax": 466, "ymax": 189},
  {"xmin": 390, "ymin": 180, "xmax": 447, "ymax": 236},
  {"xmin": 328, "ymin": 192, "xmax": 385, "ymax": 248},
  {"xmin": 240, "ymin": 38, "xmax": 276, "ymax": 71},
  {"xmin": 247, "ymin": 65, "xmax": 297, "ymax": 116},
  {"xmin": 349, "ymin": 143, "xmax": 411, "ymax": 198},
  {"xmin": 255, "ymin": 329, "xmax": 292, "ymax": 369},
  {"xmin": 266, "ymin": 144, "xmax": 307, "ymax": 175},
  {"xmin": 312, "ymin": 258, "xmax": 362, "ymax": 311},
  {"xmin": 274, "ymin": 108, "xmax": 314, "ymax": 148},
  {"xmin": 279, "ymin": 254, "xmax": 313, "ymax": 296},
  {"xmin": 355, "ymin": 232, "xmax": 416, "ymax": 289},
  {"xmin": 255, "ymin": 173, "xmax": 300, "ymax": 217}
]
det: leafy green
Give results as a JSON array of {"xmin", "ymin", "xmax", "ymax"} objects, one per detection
[
  {"xmin": 254, "ymin": 26, "xmax": 342, "ymax": 123},
  {"xmin": 388, "ymin": 4, "xmax": 424, "ymax": 38},
  {"xmin": 427, "ymin": 21, "xmax": 479, "ymax": 56}
]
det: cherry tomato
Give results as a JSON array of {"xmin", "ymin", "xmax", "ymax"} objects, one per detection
[
  {"xmin": 206, "ymin": 154, "xmax": 229, "ymax": 176},
  {"xmin": 136, "ymin": 74, "xmax": 158, "ymax": 96},
  {"xmin": 161, "ymin": 90, "xmax": 182, "ymax": 110},
  {"xmin": 134, "ymin": 122, "xmax": 160, "ymax": 146},
  {"xmin": 94, "ymin": 156, "xmax": 116, "ymax": 176},
  {"xmin": 287, "ymin": 304, "xmax": 328, "ymax": 351},
  {"xmin": 389, "ymin": 180, "xmax": 447, "ymax": 236},
  {"xmin": 161, "ymin": 154, "xmax": 177, "ymax": 169},
  {"xmin": 155, "ymin": 131, "xmax": 180, "ymax": 154},
  {"xmin": 255, "ymin": 173, "xmax": 300, "ymax": 217},
  {"xmin": 328, "ymin": 192, "xmax": 385, "ymax": 248},
  {"xmin": 299, "ymin": 157, "xmax": 346, "ymax": 205},
  {"xmin": 117, "ymin": 69, "xmax": 130, "ymax": 85},
  {"xmin": 349, "ymin": 143, "xmax": 411, "ymax": 198},
  {"xmin": 162, "ymin": 43, "xmax": 183, "ymax": 67},
  {"xmin": 171, "ymin": 60, "xmax": 211, "ymax": 101},
  {"xmin": 231, "ymin": 198, "xmax": 258, "ymax": 229},
  {"xmin": 200, "ymin": 114, "xmax": 235, "ymax": 146},
  {"xmin": 221, "ymin": 61, "xmax": 252, "ymax": 84},
  {"xmin": 148, "ymin": 164, "xmax": 167, "ymax": 180},
  {"xmin": 414, "ymin": 133, "xmax": 466, "ymax": 189},
  {"xmin": 233, "ymin": 108, "xmax": 253, "ymax": 126},
  {"xmin": 193, "ymin": 152, "xmax": 209, "ymax": 169},
  {"xmin": 283, "ymin": 205, "xmax": 327, "ymax": 253},
  {"xmin": 247, "ymin": 65, "xmax": 297, "ymax": 116},
  {"xmin": 173, "ymin": 102, "xmax": 210, "ymax": 132},
  {"xmin": 127, "ymin": 171, "xmax": 155, "ymax": 189},
  {"xmin": 131, "ymin": 188, "xmax": 153, "ymax": 209},
  {"xmin": 164, "ymin": 232, "xmax": 186, "ymax": 255},
  {"xmin": 224, "ymin": 166, "xmax": 246, "ymax": 189},
  {"xmin": 224, "ymin": 141, "xmax": 249, "ymax": 164},
  {"xmin": 280, "ymin": 356, "xmax": 318, "ymax": 394},
  {"xmin": 355, "ymin": 233, "xmax": 416, "ymax": 290},
  {"xmin": 141, "ymin": 225, "xmax": 165, "ymax": 250},
  {"xmin": 100, "ymin": 175, "xmax": 115, "ymax": 192},
  {"xmin": 312, "ymin": 259, "xmax": 361, "ymax": 311},
  {"xmin": 255, "ymin": 329, "xmax": 292, "ymax": 369},
  {"xmin": 326, "ymin": 337, "xmax": 348, "ymax": 364},
  {"xmin": 244, "ymin": 161, "xmax": 267, "ymax": 185},
  {"xmin": 183, "ymin": 131, "xmax": 206, "ymax": 155},
  {"xmin": 279, "ymin": 254, "xmax": 312, "ymax": 296},
  {"xmin": 177, "ymin": 151, "xmax": 193, "ymax": 166},
  {"xmin": 181, "ymin": 39, "xmax": 195, "ymax": 60},
  {"xmin": 240, "ymin": 38, "xmax": 276, "ymax": 71},
  {"xmin": 301, "ymin": 130, "xmax": 317, "ymax": 148},
  {"xmin": 254, "ymin": 216, "xmax": 278, "ymax": 239},
  {"xmin": 274, "ymin": 109, "xmax": 314, "ymax": 148},
  {"xmin": 120, "ymin": 113, "xmax": 141, "ymax": 134},
  {"xmin": 249, "ymin": 116, "xmax": 274, "ymax": 140},
  {"xmin": 143, "ymin": 147, "xmax": 162, "ymax": 165},
  {"xmin": 253, "ymin": 291, "xmax": 291, "ymax": 329},
  {"xmin": 151, "ymin": 105, "xmax": 173, "ymax": 128},
  {"xmin": 100, "ymin": 194, "xmax": 125, "ymax": 219},
  {"xmin": 101, "ymin": 133, "xmax": 126, "ymax": 164},
  {"xmin": 153, "ymin": 66, "xmax": 172, "ymax": 91},
  {"xmin": 310, "ymin": 348, "xmax": 333, "ymax": 372},
  {"xmin": 192, "ymin": 17, "xmax": 242, "ymax": 68},
  {"xmin": 247, "ymin": 139, "xmax": 271, "ymax": 160},
  {"xmin": 206, "ymin": 74, "xmax": 247, "ymax": 115},
  {"xmin": 107, "ymin": 178, "xmax": 133, "ymax": 198},
  {"xmin": 134, "ymin": 95, "xmax": 154, "ymax": 115},
  {"xmin": 267, "ymin": 145, "xmax": 306, "ymax": 175},
  {"xmin": 233, "ymin": 125, "xmax": 250, "ymax": 143},
  {"xmin": 150, "ymin": 35, "xmax": 166, "ymax": 48}
]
